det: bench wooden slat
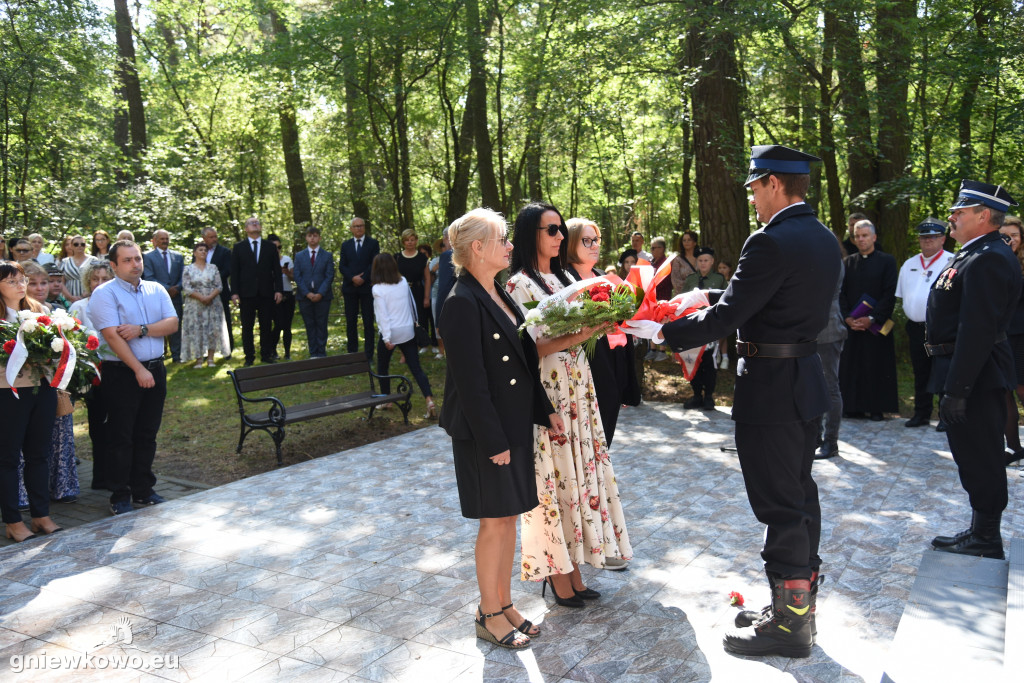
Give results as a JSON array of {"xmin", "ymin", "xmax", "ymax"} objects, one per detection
[
  {"xmin": 244, "ymin": 391, "xmax": 407, "ymax": 425},
  {"xmin": 237, "ymin": 363, "xmax": 369, "ymax": 393}
]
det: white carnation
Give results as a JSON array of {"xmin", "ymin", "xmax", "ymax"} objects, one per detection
[
  {"xmin": 17, "ymin": 310, "xmax": 40, "ymax": 322},
  {"xmin": 524, "ymin": 308, "xmax": 543, "ymax": 324},
  {"xmin": 56, "ymin": 317, "xmax": 76, "ymax": 331},
  {"xmin": 21, "ymin": 320, "xmax": 38, "ymax": 334},
  {"xmin": 51, "ymin": 337, "xmax": 65, "ymax": 353}
]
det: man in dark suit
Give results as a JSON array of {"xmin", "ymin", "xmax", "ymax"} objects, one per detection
[
  {"xmin": 292, "ymin": 226, "xmax": 335, "ymax": 358},
  {"xmin": 927, "ymin": 180, "xmax": 1021, "ymax": 560},
  {"xmin": 230, "ymin": 217, "xmax": 282, "ymax": 366},
  {"xmin": 142, "ymin": 229, "xmax": 185, "ymax": 362},
  {"xmin": 338, "ymin": 216, "xmax": 379, "ymax": 360},
  {"xmin": 623, "ymin": 145, "xmax": 842, "ymax": 658},
  {"xmin": 202, "ymin": 227, "xmax": 234, "ymax": 351}
]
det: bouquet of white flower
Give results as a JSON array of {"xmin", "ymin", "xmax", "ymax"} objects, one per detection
[{"xmin": 1, "ymin": 309, "xmax": 102, "ymax": 398}]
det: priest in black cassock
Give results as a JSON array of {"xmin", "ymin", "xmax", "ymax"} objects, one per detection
[{"xmin": 838, "ymin": 220, "xmax": 899, "ymax": 420}]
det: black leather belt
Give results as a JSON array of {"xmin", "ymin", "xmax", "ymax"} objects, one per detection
[
  {"xmin": 736, "ymin": 341, "xmax": 817, "ymax": 358},
  {"xmin": 925, "ymin": 333, "xmax": 1006, "ymax": 357},
  {"xmin": 102, "ymin": 359, "xmax": 164, "ymax": 369}
]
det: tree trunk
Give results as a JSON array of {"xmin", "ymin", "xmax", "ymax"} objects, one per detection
[
  {"xmin": 342, "ymin": 36, "xmax": 370, "ymax": 222},
  {"xmin": 394, "ymin": 45, "xmax": 414, "ymax": 231},
  {"xmin": 676, "ymin": 92, "xmax": 692, "ymax": 232},
  {"xmin": 820, "ymin": 12, "xmax": 845, "ymax": 236},
  {"xmin": 465, "ymin": 0, "xmax": 500, "ymax": 210},
  {"xmin": 874, "ymin": 0, "xmax": 915, "ymax": 264},
  {"xmin": 113, "ymin": 0, "xmax": 146, "ymax": 175},
  {"xmin": 832, "ymin": 4, "xmax": 875, "ymax": 213},
  {"xmin": 684, "ymin": 5, "xmax": 748, "ymax": 271},
  {"xmin": 443, "ymin": 57, "xmax": 474, "ymax": 223},
  {"xmin": 955, "ymin": 6, "xmax": 991, "ymax": 179},
  {"xmin": 267, "ymin": 8, "xmax": 313, "ymax": 229}
]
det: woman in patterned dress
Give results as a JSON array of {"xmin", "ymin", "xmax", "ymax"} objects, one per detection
[
  {"xmin": 58, "ymin": 235, "xmax": 93, "ymax": 302},
  {"xmin": 181, "ymin": 243, "xmax": 229, "ymax": 367},
  {"xmin": 506, "ymin": 202, "xmax": 632, "ymax": 606}
]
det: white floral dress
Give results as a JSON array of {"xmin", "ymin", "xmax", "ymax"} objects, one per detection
[{"xmin": 507, "ymin": 271, "xmax": 632, "ymax": 580}]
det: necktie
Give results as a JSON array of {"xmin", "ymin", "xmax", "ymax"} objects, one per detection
[
  {"xmin": 163, "ymin": 250, "xmax": 169, "ymax": 273},
  {"xmin": 355, "ymin": 238, "xmax": 361, "ymax": 254},
  {"xmin": 310, "ymin": 249, "xmax": 316, "ymax": 269},
  {"xmin": 251, "ymin": 240, "xmax": 258, "ymax": 261}
]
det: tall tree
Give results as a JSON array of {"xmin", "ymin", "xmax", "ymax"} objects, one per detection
[
  {"xmin": 112, "ymin": 0, "xmax": 146, "ymax": 181},
  {"xmin": 683, "ymin": 1, "xmax": 749, "ymax": 269},
  {"xmin": 267, "ymin": 6, "xmax": 313, "ymax": 230}
]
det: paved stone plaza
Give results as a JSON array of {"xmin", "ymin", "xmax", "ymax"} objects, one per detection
[{"xmin": 0, "ymin": 401, "xmax": 1021, "ymax": 681}]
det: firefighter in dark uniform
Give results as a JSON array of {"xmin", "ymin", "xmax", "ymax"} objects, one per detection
[
  {"xmin": 623, "ymin": 145, "xmax": 842, "ymax": 658},
  {"xmin": 927, "ymin": 180, "xmax": 1020, "ymax": 560}
]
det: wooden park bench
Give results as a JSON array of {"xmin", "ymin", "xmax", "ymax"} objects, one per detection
[{"xmin": 228, "ymin": 353, "xmax": 412, "ymax": 466}]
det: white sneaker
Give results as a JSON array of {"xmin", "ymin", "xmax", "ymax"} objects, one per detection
[
  {"xmin": 719, "ymin": 356, "xmax": 729, "ymax": 369},
  {"xmin": 644, "ymin": 350, "xmax": 657, "ymax": 361},
  {"xmin": 419, "ymin": 347, "xmax": 429, "ymax": 354},
  {"xmin": 653, "ymin": 351, "xmax": 669, "ymax": 362}
]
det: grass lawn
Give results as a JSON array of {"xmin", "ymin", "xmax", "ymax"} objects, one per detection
[{"xmin": 70, "ymin": 313, "xmax": 954, "ymax": 487}]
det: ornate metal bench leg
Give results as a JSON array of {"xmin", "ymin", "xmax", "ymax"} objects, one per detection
[
  {"xmin": 273, "ymin": 428, "xmax": 285, "ymax": 467},
  {"xmin": 400, "ymin": 400, "xmax": 411, "ymax": 425}
]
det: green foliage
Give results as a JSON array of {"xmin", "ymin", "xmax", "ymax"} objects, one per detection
[{"xmin": 4, "ymin": 0, "xmax": 1024, "ymax": 263}]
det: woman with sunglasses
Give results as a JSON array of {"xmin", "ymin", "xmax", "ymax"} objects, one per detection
[
  {"xmin": 507, "ymin": 203, "xmax": 632, "ymax": 607},
  {"xmin": 8, "ymin": 238, "xmax": 34, "ymax": 263},
  {"xmin": 58, "ymin": 235, "xmax": 94, "ymax": 302},
  {"xmin": 0, "ymin": 261, "xmax": 63, "ymax": 541}
]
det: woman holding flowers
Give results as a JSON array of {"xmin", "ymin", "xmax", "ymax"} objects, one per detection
[
  {"xmin": 0, "ymin": 260, "xmax": 62, "ymax": 541},
  {"xmin": 439, "ymin": 208, "xmax": 562, "ymax": 650},
  {"xmin": 565, "ymin": 218, "xmax": 640, "ymax": 448},
  {"xmin": 507, "ymin": 202, "xmax": 632, "ymax": 606}
]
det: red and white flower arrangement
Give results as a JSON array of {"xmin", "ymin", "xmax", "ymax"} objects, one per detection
[{"xmin": 1, "ymin": 309, "xmax": 102, "ymax": 398}]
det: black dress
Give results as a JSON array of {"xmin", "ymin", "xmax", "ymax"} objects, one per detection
[
  {"xmin": 396, "ymin": 251, "xmax": 428, "ymax": 342},
  {"xmin": 439, "ymin": 273, "xmax": 554, "ymax": 519},
  {"xmin": 838, "ymin": 249, "xmax": 900, "ymax": 414}
]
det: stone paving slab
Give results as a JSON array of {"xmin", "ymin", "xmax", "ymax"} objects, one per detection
[{"xmin": 0, "ymin": 402, "xmax": 1021, "ymax": 681}]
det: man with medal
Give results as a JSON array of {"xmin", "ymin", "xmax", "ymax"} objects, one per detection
[
  {"xmin": 896, "ymin": 218, "xmax": 954, "ymax": 429},
  {"xmin": 622, "ymin": 145, "xmax": 842, "ymax": 658},
  {"xmin": 926, "ymin": 180, "xmax": 1021, "ymax": 560}
]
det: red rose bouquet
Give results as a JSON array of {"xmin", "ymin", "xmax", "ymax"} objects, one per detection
[{"xmin": 1, "ymin": 309, "xmax": 102, "ymax": 398}]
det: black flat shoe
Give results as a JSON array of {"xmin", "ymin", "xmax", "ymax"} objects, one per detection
[
  {"xmin": 574, "ymin": 586, "xmax": 601, "ymax": 600},
  {"xmin": 1006, "ymin": 449, "xmax": 1024, "ymax": 467},
  {"xmin": 904, "ymin": 414, "xmax": 930, "ymax": 428},
  {"xmin": 542, "ymin": 576, "xmax": 585, "ymax": 608}
]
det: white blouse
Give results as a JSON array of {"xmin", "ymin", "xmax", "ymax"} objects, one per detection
[{"xmin": 372, "ymin": 278, "xmax": 416, "ymax": 345}]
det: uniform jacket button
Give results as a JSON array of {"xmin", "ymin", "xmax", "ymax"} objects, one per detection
[
  {"xmin": 493, "ymin": 333, "xmax": 500, "ymax": 339},
  {"xmin": 502, "ymin": 355, "xmax": 509, "ymax": 362},
  {"xmin": 509, "ymin": 378, "xmax": 517, "ymax": 385}
]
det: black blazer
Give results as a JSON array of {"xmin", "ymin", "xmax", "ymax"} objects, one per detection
[
  {"xmin": 339, "ymin": 236, "xmax": 380, "ymax": 294},
  {"xmin": 661, "ymin": 203, "xmax": 842, "ymax": 424},
  {"xmin": 439, "ymin": 273, "xmax": 553, "ymax": 457},
  {"xmin": 209, "ymin": 244, "xmax": 232, "ymax": 299},
  {"xmin": 230, "ymin": 238, "xmax": 282, "ymax": 299},
  {"xmin": 926, "ymin": 230, "xmax": 1021, "ymax": 397}
]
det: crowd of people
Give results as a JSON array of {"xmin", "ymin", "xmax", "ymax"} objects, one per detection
[{"xmin": 1, "ymin": 145, "xmax": 1021, "ymax": 661}]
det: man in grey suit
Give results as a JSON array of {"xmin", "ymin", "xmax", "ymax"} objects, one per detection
[
  {"xmin": 292, "ymin": 226, "xmax": 335, "ymax": 358},
  {"xmin": 142, "ymin": 229, "xmax": 185, "ymax": 362}
]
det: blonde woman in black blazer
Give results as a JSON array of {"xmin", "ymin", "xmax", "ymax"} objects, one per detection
[{"xmin": 439, "ymin": 208, "xmax": 563, "ymax": 650}]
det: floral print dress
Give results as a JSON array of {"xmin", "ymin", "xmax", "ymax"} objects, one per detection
[
  {"xmin": 181, "ymin": 263, "xmax": 229, "ymax": 361},
  {"xmin": 506, "ymin": 271, "xmax": 632, "ymax": 580}
]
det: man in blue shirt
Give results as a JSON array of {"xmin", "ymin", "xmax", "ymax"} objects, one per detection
[{"xmin": 89, "ymin": 240, "xmax": 179, "ymax": 516}]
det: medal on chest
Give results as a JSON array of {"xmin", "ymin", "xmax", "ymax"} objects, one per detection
[{"xmin": 934, "ymin": 267, "xmax": 957, "ymax": 290}]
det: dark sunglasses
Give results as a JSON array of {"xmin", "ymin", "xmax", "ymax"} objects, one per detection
[
  {"xmin": 72, "ymin": 242, "xmax": 86, "ymax": 247},
  {"xmin": 537, "ymin": 224, "xmax": 564, "ymax": 237}
]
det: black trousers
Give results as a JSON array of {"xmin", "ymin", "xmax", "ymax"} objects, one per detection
[
  {"xmin": 377, "ymin": 337, "xmax": 432, "ymax": 399},
  {"xmin": 905, "ymin": 320, "xmax": 934, "ymax": 417},
  {"xmin": 272, "ymin": 291, "xmax": 296, "ymax": 357},
  {"xmin": 239, "ymin": 295, "xmax": 276, "ymax": 363},
  {"xmin": 691, "ymin": 348, "xmax": 717, "ymax": 399},
  {"xmin": 85, "ymin": 384, "xmax": 109, "ymax": 488},
  {"xmin": 945, "ymin": 387, "xmax": 1008, "ymax": 515},
  {"xmin": 344, "ymin": 288, "xmax": 375, "ymax": 360},
  {"xmin": 103, "ymin": 362, "xmax": 166, "ymax": 504},
  {"xmin": 735, "ymin": 418, "xmax": 821, "ymax": 579},
  {"xmin": 0, "ymin": 385, "xmax": 56, "ymax": 523}
]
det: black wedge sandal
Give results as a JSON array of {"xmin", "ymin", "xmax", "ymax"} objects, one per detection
[
  {"xmin": 501, "ymin": 603, "xmax": 540, "ymax": 637},
  {"xmin": 475, "ymin": 606, "xmax": 530, "ymax": 649}
]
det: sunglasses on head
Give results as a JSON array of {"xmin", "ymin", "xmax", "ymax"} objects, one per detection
[{"xmin": 537, "ymin": 224, "xmax": 564, "ymax": 237}]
